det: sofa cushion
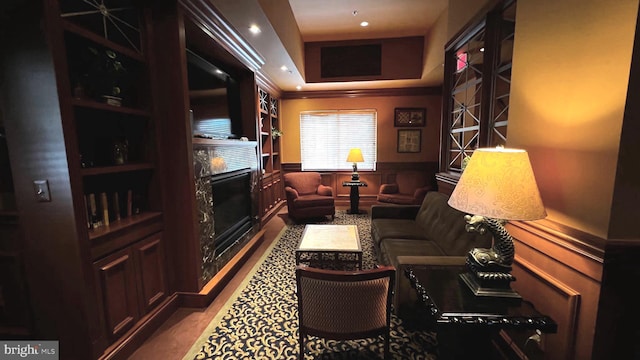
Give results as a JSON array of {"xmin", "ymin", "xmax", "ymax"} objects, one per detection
[
  {"xmin": 379, "ymin": 239, "xmax": 446, "ymax": 265},
  {"xmin": 293, "ymin": 194, "xmax": 335, "ymax": 209},
  {"xmin": 371, "ymin": 219, "xmax": 425, "ymax": 247}
]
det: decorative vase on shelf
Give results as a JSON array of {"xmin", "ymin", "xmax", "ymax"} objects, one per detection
[
  {"xmin": 271, "ymin": 127, "xmax": 283, "ymax": 138},
  {"xmin": 112, "ymin": 138, "xmax": 129, "ymax": 165},
  {"xmin": 85, "ymin": 47, "xmax": 127, "ymax": 106}
]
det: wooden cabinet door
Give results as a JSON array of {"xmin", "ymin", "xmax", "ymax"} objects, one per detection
[
  {"xmin": 132, "ymin": 233, "xmax": 167, "ymax": 314},
  {"xmin": 94, "ymin": 248, "xmax": 139, "ymax": 341}
]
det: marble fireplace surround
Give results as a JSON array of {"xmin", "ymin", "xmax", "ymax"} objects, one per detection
[{"xmin": 193, "ymin": 139, "xmax": 260, "ymax": 285}]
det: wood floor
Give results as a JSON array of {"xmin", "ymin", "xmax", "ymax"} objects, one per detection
[{"xmin": 128, "ymin": 208, "xmax": 289, "ymax": 360}]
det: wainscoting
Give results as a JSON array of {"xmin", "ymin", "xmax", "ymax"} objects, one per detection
[{"xmin": 507, "ymin": 220, "xmax": 605, "ymax": 360}]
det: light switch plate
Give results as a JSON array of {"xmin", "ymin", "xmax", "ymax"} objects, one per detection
[{"xmin": 33, "ymin": 180, "xmax": 51, "ymax": 202}]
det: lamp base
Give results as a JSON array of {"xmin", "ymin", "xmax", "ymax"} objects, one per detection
[
  {"xmin": 351, "ymin": 172, "xmax": 360, "ymax": 181},
  {"xmin": 459, "ymin": 272, "xmax": 521, "ymax": 299}
]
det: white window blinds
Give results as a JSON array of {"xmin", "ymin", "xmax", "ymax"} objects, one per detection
[{"xmin": 300, "ymin": 110, "xmax": 377, "ymax": 171}]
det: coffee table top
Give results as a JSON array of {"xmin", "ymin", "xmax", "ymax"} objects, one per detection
[{"xmin": 297, "ymin": 224, "xmax": 361, "ymax": 252}]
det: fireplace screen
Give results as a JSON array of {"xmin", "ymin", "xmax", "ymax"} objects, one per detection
[{"xmin": 211, "ymin": 169, "xmax": 252, "ymax": 257}]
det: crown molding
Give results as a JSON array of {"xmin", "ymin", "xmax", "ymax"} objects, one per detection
[{"xmin": 281, "ymin": 86, "xmax": 442, "ymax": 99}]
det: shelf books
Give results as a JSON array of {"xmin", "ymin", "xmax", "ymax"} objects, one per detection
[
  {"xmin": 100, "ymin": 192, "xmax": 109, "ymax": 226},
  {"xmin": 85, "ymin": 189, "xmax": 139, "ymax": 229}
]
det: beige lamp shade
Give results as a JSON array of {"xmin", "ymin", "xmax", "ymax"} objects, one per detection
[
  {"xmin": 346, "ymin": 148, "xmax": 364, "ymax": 163},
  {"xmin": 448, "ymin": 147, "xmax": 547, "ymax": 221}
]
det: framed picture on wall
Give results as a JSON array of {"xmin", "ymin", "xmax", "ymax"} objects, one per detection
[
  {"xmin": 397, "ymin": 129, "xmax": 421, "ymax": 153},
  {"xmin": 394, "ymin": 108, "xmax": 426, "ymax": 127}
]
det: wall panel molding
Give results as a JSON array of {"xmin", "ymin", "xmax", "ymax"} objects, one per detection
[
  {"xmin": 513, "ymin": 257, "xmax": 580, "ymax": 360},
  {"xmin": 508, "ymin": 219, "xmax": 604, "ymax": 359}
]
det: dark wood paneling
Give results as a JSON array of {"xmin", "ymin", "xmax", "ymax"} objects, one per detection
[
  {"xmin": 512, "ymin": 257, "xmax": 580, "ymax": 360},
  {"xmin": 0, "ymin": 252, "xmax": 31, "ymax": 336},
  {"xmin": 94, "ymin": 248, "xmax": 140, "ymax": 341},
  {"xmin": 2, "ymin": 2, "xmax": 102, "ymax": 357},
  {"xmin": 507, "ymin": 220, "xmax": 605, "ymax": 360},
  {"xmin": 133, "ymin": 233, "xmax": 167, "ymax": 314},
  {"xmin": 151, "ymin": 3, "xmax": 202, "ymax": 293}
]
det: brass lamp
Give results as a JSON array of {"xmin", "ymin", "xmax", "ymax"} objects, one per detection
[
  {"xmin": 448, "ymin": 147, "xmax": 546, "ymax": 298},
  {"xmin": 346, "ymin": 148, "xmax": 364, "ymax": 181}
]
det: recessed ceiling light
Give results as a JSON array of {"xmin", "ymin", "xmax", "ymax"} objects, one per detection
[
  {"xmin": 296, "ymin": 85, "xmax": 302, "ymax": 90},
  {"xmin": 280, "ymin": 65, "xmax": 288, "ymax": 72},
  {"xmin": 360, "ymin": 21, "xmax": 369, "ymax": 27},
  {"xmin": 249, "ymin": 25, "xmax": 261, "ymax": 34},
  {"xmin": 215, "ymin": 69, "xmax": 224, "ymax": 74}
]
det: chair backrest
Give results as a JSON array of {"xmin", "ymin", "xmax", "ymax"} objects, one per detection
[
  {"xmin": 296, "ymin": 265, "xmax": 395, "ymax": 337},
  {"xmin": 283, "ymin": 172, "xmax": 322, "ymax": 195},
  {"xmin": 395, "ymin": 171, "xmax": 428, "ymax": 194}
]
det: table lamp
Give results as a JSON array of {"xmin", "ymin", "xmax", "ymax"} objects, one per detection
[
  {"xmin": 448, "ymin": 146, "xmax": 546, "ymax": 298},
  {"xmin": 346, "ymin": 148, "xmax": 364, "ymax": 181}
]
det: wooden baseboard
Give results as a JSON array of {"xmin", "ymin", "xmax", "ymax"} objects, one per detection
[{"xmin": 179, "ymin": 229, "xmax": 266, "ymax": 308}]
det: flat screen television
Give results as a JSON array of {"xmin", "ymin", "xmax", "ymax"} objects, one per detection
[{"xmin": 186, "ymin": 49, "xmax": 243, "ymax": 139}]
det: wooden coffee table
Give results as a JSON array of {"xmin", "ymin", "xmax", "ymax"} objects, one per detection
[{"xmin": 295, "ymin": 224, "xmax": 362, "ymax": 270}]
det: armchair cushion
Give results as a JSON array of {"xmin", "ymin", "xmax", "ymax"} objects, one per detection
[
  {"xmin": 317, "ymin": 184, "xmax": 333, "ymax": 196},
  {"xmin": 379, "ymin": 183, "xmax": 398, "ymax": 194}
]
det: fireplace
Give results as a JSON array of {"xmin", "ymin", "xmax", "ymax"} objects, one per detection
[
  {"xmin": 210, "ymin": 168, "xmax": 252, "ymax": 257},
  {"xmin": 193, "ymin": 139, "xmax": 259, "ymax": 286}
]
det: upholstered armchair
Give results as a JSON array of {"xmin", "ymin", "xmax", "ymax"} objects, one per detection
[
  {"xmin": 295, "ymin": 264, "xmax": 396, "ymax": 359},
  {"xmin": 377, "ymin": 170, "xmax": 433, "ymax": 205},
  {"xmin": 283, "ymin": 172, "xmax": 335, "ymax": 222}
]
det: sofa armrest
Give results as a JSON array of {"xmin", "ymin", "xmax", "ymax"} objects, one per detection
[
  {"xmin": 413, "ymin": 186, "xmax": 432, "ymax": 199},
  {"xmin": 317, "ymin": 184, "xmax": 333, "ymax": 196},
  {"xmin": 379, "ymin": 183, "xmax": 398, "ymax": 194},
  {"xmin": 371, "ymin": 204, "xmax": 420, "ymax": 219}
]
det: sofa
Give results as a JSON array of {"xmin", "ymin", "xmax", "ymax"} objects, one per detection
[{"xmin": 370, "ymin": 191, "xmax": 492, "ymax": 308}]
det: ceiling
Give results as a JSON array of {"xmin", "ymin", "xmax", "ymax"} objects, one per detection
[{"xmin": 211, "ymin": 0, "xmax": 448, "ymax": 93}]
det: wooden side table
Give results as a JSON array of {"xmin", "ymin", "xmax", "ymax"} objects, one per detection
[
  {"xmin": 342, "ymin": 181, "xmax": 367, "ymax": 214},
  {"xmin": 403, "ymin": 265, "xmax": 557, "ymax": 359}
]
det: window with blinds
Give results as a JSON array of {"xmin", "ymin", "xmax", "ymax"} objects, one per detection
[{"xmin": 300, "ymin": 110, "xmax": 377, "ymax": 171}]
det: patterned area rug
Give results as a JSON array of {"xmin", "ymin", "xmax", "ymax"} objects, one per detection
[{"xmin": 184, "ymin": 210, "xmax": 437, "ymax": 360}]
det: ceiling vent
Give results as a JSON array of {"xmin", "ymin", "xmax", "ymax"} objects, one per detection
[
  {"xmin": 321, "ymin": 44, "xmax": 382, "ymax": 78},
  {"xmin": 305, "ymin": 37, "xmax": 424, "ymax": 83}
]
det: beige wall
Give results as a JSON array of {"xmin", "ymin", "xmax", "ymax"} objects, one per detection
[
  {"xmin": 508, "ymin": 0, "xmax": 639, "ymax": 238},
  {"xmin": 422, "ymin": 6, "xmax": 449, "ymax": 85},
  {"xmin": 447, "ymin": 0, "xmax": 493, "ymax": 40},
  {"xmin": 280, "ymin": 95, "xmax": 442, "ymax": 164}
]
